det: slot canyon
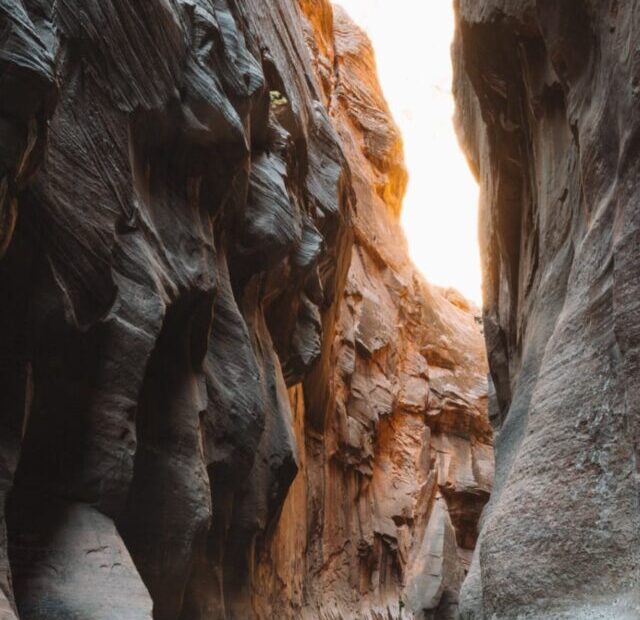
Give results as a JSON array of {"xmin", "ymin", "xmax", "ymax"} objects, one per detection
[{"xmin": 0, "ymin": 1, "xmax": 637, "ymax": 619}]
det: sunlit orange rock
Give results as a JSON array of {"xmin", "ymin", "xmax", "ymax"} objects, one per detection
[{"xmin": 253, "ymin": 6, "xmax": 493, "ymax": 618}]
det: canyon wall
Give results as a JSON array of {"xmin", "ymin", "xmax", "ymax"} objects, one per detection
[
  {"xmin": 454, "ymin": 1, "xmax": 640, "ymax": 618},
  {"xmin": 0, "ymin": 1, "xmax": 491, "ymax": 619},
  {"xmin": 253, "ymin": 7, "xmax": 492, "ymax": 619}
]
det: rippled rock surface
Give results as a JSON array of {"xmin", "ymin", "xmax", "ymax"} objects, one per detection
[{"xmin": 0, "ymin": 1, "xmax": 491, "ymax": 618}]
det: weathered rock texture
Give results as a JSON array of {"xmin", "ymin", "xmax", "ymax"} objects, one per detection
[
  {"xmin": 0, "ymin": 1, "xmax": 491, "ymax": 619},
  {"xmin": 454, "ymin": 1, "xmax": 640, "ymax": 618},
  {"xmin": 252, "ymin": 7, "xmax": 492, "ymax": 619}
]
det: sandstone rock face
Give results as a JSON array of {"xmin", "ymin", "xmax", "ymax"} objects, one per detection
[
  {"xmin": 0, "ymin": 1, "xmax": 491, "ymax": 618},
  {"xmin": 454, "ymin": 1, "xmax": 640, "ymax": 618},
  {"xmin": 252, "ymin": 7, "xmax": 492, "ymax": 619}
]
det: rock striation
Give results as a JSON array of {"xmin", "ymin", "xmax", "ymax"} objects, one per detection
[
  {"xmin": 454, "ymin": 1, "xmax": 640, "ymax": 618},
  {"xmin": 0, "ymin": 1, "xmax": 491, "ymax": 619}
]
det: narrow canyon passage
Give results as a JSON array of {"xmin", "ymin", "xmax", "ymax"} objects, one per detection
[
  {"xmin": 3, "ymin": 1, "xmax": 638, "ymax": 620},
  {"xmin": 0, "ymin": 1, "xmax": 493, "ymax": 618}
]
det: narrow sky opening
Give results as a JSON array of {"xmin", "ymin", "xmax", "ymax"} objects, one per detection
[{"xmin": 336, "ymin": 1, "xmax": 481, "ymax": 304}]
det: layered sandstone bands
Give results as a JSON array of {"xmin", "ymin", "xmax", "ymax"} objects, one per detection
[
  {"xmin": 454, "ymin": 1, "xmax": 640, "ymax": 618},
  {"xmin": 0, "ymin": 1, "xmax": 491, "ymax": 619}
]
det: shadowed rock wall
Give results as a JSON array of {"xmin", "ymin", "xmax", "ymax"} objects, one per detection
[
  {"xmin": 454, "ymin": 1, "xmax": 640, "ymax": 618},
  {"xmin": 0, "ymin": 1, "xmax": 491, "ymax": 618}
]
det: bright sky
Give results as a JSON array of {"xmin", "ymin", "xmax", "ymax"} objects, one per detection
[{"xmin": 336, "ymin": 0, "xmax": 481, "ymax": 304}]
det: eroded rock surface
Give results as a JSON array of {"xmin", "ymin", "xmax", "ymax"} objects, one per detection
[
  {"xmin": 0, "ymin": 1, "xmax": 491, "ymax": 619},
  {"xmin": 252, "ymin": 7, "xmax": 492, "ymax": 619},
  {"xmin": 454, "ymin": 1, "xmax": 640, "ymax": 618}
]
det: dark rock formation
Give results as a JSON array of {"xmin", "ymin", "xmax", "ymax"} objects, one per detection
[
  {"xmin": 0, "ymin": 0, "xmax": 55, "ymax": 259},
  {"xmin": 0, "ymin": 1, "xmax": 491, "ymax": 618},
  {"xmin": 454, "ymin": 1, "xmax": 640, "ymax": 618}
]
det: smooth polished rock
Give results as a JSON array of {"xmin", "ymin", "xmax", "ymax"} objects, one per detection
[{"xmin": 454, "ymin": 0, "xmax": 640, "ymax": 617}]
